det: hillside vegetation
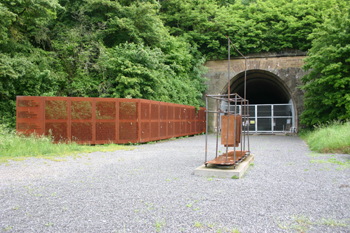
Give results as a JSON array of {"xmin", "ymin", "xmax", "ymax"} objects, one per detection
[{"xmin": 0, "ymin": 0, "xmax": 349, "ymax": 128}]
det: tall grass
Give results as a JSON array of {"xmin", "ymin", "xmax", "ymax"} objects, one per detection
[
  {"xmin": 300, "ymin": 121, "xmax": 350, "ymax": 154},
  {"xmin": 0, "ymin": 125, "xmax": 132, "ymax": 163}
]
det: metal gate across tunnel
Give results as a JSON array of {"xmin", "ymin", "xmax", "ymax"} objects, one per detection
[{"xmin": 220, "ymin": 103, "xmax": 295, "ymax": 134}]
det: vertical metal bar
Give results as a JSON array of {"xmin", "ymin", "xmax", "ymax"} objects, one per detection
[
  {"xmin": 234, "ymin": 94, "xmax": 237, "ymax": 163},
  {"xmin": 244, "ymin": 58, "xmax": 247, "ymax": 100},
  {"xmin": 271, "ymin": 105, "xmax": 274, "ymax": 133},
  {"xmin": 241, "ymin": 100, "xmax": 243, "ymax": 153},
  {"xmin": 205, "ymin": 96, "xmax": 208, "ymax": 164},
  {"xmin": 291, "ymin": 101, "xmax": 295, "ymax": 130},
  {"xmin": 215, "ymin": 98, "xmax": 219, "ymax": 158},
  {"xmin": 255, "ymin": 105, "xmax": 258, "ymax": 133},
  {"xmin": 68, "ymin": 97, "xmax": 71, "ymax": 142},
  {"xmin": 41, "ymin": 97, "xmax": 45, "ymax": 137},
  {"xmin": 226, "ymin": 38, "xmax": 231, "ymax": 163},
  {"xmin": 247, "ymin": 100, "xmax": 250, "ymax": 153},
  {"xmin": 241, "ymin": 100, "xmax": 247, "ymax": 151},
  {"xmin": 137, "ymin": 99, "xmax": 141, "ymax": 143},
  {"xmin": 158, "ymin": 101, "xmax": 160, "ymax": 140},
  {"xmin": 149, "ymin": 100, "xmax": 152, "ymax": 142},
  {"xmin": 244, "ymin": 57, "xmax": 247, "ymax": 152}
]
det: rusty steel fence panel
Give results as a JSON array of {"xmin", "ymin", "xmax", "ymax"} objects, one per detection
[
  {"xmin": 17, "ymin": 97, "xmax": 44, "ymax": 136},
  {"xmin": 16, "ymin": 96, "xmax": 206, "ymax": 144}
]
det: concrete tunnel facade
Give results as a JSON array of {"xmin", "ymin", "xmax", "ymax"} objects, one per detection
[{"xmin": 203, "ymin": 52, "xmax": 309, "ymax": 133}]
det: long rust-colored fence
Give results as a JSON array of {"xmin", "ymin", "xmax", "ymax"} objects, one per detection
[{"xmin": 16, "ymin": 96, "xmax": 206, "ymax": 144}]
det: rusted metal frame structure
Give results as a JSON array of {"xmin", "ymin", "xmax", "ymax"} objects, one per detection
[
  {"xmin": 16, "ymin": 96, "xmax": 206, "ymax": 144},
  {"xmin": 204, "ymin": 37, "xmax": 250, "ymax": 167}
]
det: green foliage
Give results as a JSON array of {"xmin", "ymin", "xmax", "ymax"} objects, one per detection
[
  {"xmin": 301, "ymin": 3, "xmax": 350, "ymax": 126},
  {"xmin": 97, "ymin": 41, "xmax": 207, "ymax": 106},
  {"xmin": 0, "ymin": 124, "xmax": 132, "ymax": 163},
  {"xmin": 0, "ymin": 0, "xmax": 63, "ymax": 127},
  {"xmin": 300, "ymin": 121, "xmax": 350, "ymax": 154},
  {"xmin": 160, "ymin": 0, "xmax": 329, "ymax": 59},
  {"xmin": 1, "ymin": 0, "xmax": 349, "ymax": 129},
  {"xmin": 0, "ymin": 51, "xmax": 60, "ymax": 127},
  {"xmin": 0, "ymin": 0, "xmax": 208, "ymax": 128},
  {"xmin": 0, "ymin": 0, "xmax": 62, "ymax": 46}
]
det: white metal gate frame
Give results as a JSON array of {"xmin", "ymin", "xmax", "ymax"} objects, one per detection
[{"xmin": 220, "ymin": 103, "xmax": 295, "ymax": 133}]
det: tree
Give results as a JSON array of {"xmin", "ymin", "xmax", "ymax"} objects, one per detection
[
  {"xmin": 301, "ymin": 3, "xmax": 350, "ymax": 126},
  {"xmin": 0, "ymin": 0, "xmax": 62, "ymax": 127},
  {"xmin": 159, "ymin": 0, "xmax": 333, "ymax": 59}
]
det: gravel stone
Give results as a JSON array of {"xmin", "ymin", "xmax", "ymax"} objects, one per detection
[{"xmin": 1, "ymin": 135, "xmax": 350, "ymax": 232}]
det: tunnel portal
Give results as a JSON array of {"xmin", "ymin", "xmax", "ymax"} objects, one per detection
[
  {"xmin": 224, "ymin": 70, "xmax": 291, "ymax": 104},
  {"xmin": 221, "ymin": 70, "xmax": 295, "ymax": 133}
]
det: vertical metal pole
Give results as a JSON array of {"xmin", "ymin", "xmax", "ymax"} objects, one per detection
[
  {"xmin": 241, "ymin": 100, "xmax": 243, "ymax": 153},
  {"xmin": 215, "ymin": 98, "xmax": 219, "ymax": 158},
  {"xmin": 226, "ymin": 38, "xmax": 231, "ymax": 163},
  {"xmin": 255, "ymin": 105, "xmax": 258, "ymax": 133},
  {"xmin": 244, "ymin": 58, "xmax": 247, "ymax": 100},
  {"xmin": 244, "ymin": 58, "xmax": 247, "ymax": 151},
  {"xmin": 271, "ymin": 105, "xmax": 274, "ymax": 133},
  {"xmin": 205, "ymin": 96, "xmax": 208, "ymax": 164},
  {"xmin": 291, "ymin": 101, "xmax": 295, "ymax": 130},
  {"xmin": 247, "ymin": 100, "xmax": 250, "ymax": 153},
  {"xmin": 234, "ymin": 94, "xmax": 237, "ymax": 163}
]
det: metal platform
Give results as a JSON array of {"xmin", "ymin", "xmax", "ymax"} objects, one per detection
[
  {"xmin": 195, "ymin": 154, "xmax": 255, "ymax": 179},
  {"xmin": 205, "ymin": 150, "xmax": 248, "ymax": 166}
]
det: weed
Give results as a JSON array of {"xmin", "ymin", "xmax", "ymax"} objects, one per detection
[
  {"xmin": 250, "ymin": 163, "xmax": 255, "ymax": 166},
  {"xmin": 231, "ymin": 228, "xmax": 240, "ymax": 233},
  {"xmin": 155, "ymin": 219, "xmax": 165, "ymax": 232},
  {"xmin": 321, "ymin": 218, "xmax": 347, "ymax": 227},
  {"xmin": 194, "ymin": 221, "xmax": 202, "ymax": 228},
  {"xmin": 300, "ymin": 120, "xmax": 350, "ymax": 154},
  {"xmin": 0, "ymin": 125, "xmax": 134, "ymax": 164},
  {"xmin": 4, "ymin": 226, "xmax": 14, "ymax": 231},
  {"xmin": 207, "ymin": 222, "xmax": 216, "ymax": 228},
  {"xmin": 186, "ymin": 203, "xmax": 193, "ymax": 208},
  {"xmin": 294, "ymin": 214, "xmax": 312, "ymax": 225},
  {"xmin": 207, "ymin": 178, "xmax": 212, "ymax": 181},
  {"xmin": 310, "ymin": 157, "xmax": 350, "ymax": 169},
  {"xmin": 231, "ymin": 175, "xmax": 239, "ymax": 179},
  {"xmin": 45, "ymin": 222, "xmax": 53, "ymax": 227}
]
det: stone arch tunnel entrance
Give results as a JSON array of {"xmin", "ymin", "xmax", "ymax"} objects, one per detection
[
  {"xmin": 221, "ymin": 70, "xmax": 296, "ymax": 133},
  {"xmin": 225, "ymin": 70, "xmax": 291, "ymax": 104},
  {"xmin": 204, "ymin": 55, "xmax": 308, "ymax": 133}
]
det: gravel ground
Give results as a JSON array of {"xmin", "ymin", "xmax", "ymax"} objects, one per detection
[{"xmin": 1, "ymin": 135, "xmax": 350, "ymax": 233}]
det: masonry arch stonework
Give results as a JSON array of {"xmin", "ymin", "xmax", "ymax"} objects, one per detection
[{"xmin": 204, "ymin": 55, "xmax": 309, "ymax": 132}]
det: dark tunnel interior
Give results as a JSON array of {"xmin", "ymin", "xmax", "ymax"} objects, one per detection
[{"xmin": 226, "ymin": 72, "xmax": 291, "ymax": 104}]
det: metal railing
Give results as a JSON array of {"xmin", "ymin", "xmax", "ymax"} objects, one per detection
[
  {"xmin": 16, "ymin": 96, "xmax": 206, "ymax": 144},
  {"xmin": 220, "ymin": 103, "xmax": 294, "ymax": 133}
]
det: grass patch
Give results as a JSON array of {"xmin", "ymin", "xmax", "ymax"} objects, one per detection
[
  {"xmin": 299, "ymin": 121, "xmax": 350, "ymax": 154},
  {"xmin": 310, "ymin": 157, "xmax": 350, "ymax": 169},
  {"xmin": 0, "ymin": 125, "xmax": 133, "ymax": 164},
  {"xmin": 274, "ymin": 215, "xmax": 349, "ymax": 232}
]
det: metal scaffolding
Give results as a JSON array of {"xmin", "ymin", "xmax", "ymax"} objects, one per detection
[{"xmin": 204, "ymin": 37, "xmax": 251, "ymax": 168}]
